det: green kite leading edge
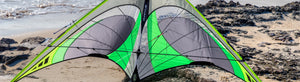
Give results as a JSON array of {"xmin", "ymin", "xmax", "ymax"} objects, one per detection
[{"xmin": 12, "ymin": 0, "xmax": 261, "ymax": 82}]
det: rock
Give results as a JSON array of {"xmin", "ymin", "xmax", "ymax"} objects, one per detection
[
  {"xmin": 282, "ymin": 47, "xmax": 291, "ymax": 52},
  {"xmin": 282, "ymin": 1, "xmax": 300, "ymax": 12},
  {"xmin": 257, "ymin": 43, "xmax": 266, "ymax": 47},
  {"xmin": 292, "ymin": 11, "xmax": 300, "ymax": 20},
  {"xmin": 4, "ymin": 55, "xmax": 30, "ymax": 67},
  {"xmin": 0, "ymin": 38, "xmax": 17, "ymax": 51},
  {"xmin": 233, "ymin": 18, "xmax": 256, "ymax": 26},
  {"xmin": 271, "ymin": 48, "xmax": 281, "ymax": 51},
  {"xmin": 213, "ymin": 24, "xmax": 231, "ymax": 34},
  {"xmin": 260, "ymin": 25, "xmax": 269, "ymax": 28},
  {"xmin": 225, "ymin": 36, "xmax": 239, "ymax": 43},
  {"xmin": 295, "ymin": 32, "xmax": 300, "ymax": 39},
  {"xmin": 238, "ymin": 35, "xmax": 253, "ymax": 38},
  {"xmin": 1, "ymin": 64, "xmax": 6, "ymax": 70},
  {"xmin": 237, "ymin": 46, "xmax": 262, "ymax": 60},
  {"xmin": 20, "ymin": 36, "xmax": 45, "ymax": 44},
  {"xmin": 228, "ymin": 1, "xmax": 238, "ymax": 7},
  {"xmin": 18, "ymin": 43, "xmax": 40, "ymax": 50},
  {"xmin": 268, "ymin": 33, "xmax": 276, "ymax": 37},
  {"xmin": 265, "ymin": 74, "xmax": 276, "ymax": 79},
  {"xmin": 231, "ymin": 29, "xmax": 248, "ymax": 34},
  {"xmin": 206, "ymin": 0, "xmax": 228, "ymax": 7},
  {"xmin": 18, "ymin": 36, "xmax": 46, "ymax": 50},
  {"xmin": 0, "ymin": 38, "xmax": 17, "ymax": 44},
  {"xmin": 195, "ymin": 4, "xmax": 206, "ymax": 13},
  {"xmin": 294, "ymin": 50, "xmax": 300, "ymax": 53},
  {"xmin": 255, "ymin": 14, "xmax": 282, "ymax": 21},
  {"xmin": 0, "ymin": 55, "xmax": 4, "ymax": 63}
]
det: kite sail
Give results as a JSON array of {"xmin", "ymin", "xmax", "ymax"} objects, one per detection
[{"xmin": 12, "ymin": 0, "xmax": 261, "ymax": 82}]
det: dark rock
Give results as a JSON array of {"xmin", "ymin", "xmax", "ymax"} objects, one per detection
[
  {"xmin": 27, "ymin": 75, "xmax": 39, "ymax": 79},
  {"xmin": 1, "ymin": 64, "xmax": 6, "ymax": 70},
  {"xmin": 271, "ymin": 48, "xmax": 281, "ymax": 51},
  {"xmin": 16, "ymin": 67, "xmax": 22, "ymax": 70},
  {"xmin": 238, "ymin": 35, "xmax": 253, "ymax": 38},
  {"xmin": 292, "ymin": 11, "xmax": 300, "ymax": 20},
  {"xmin": 295, "ymin": 32, "xmax": 300, "ymax": 39},
  {"xmin": 5, "ymin": 55, "xmax": 30, "ymax": 67},
  {"xmin": 237, "ymin": 46, "xmax": 262, "ymax": 60},
  {"xmin": 0, "ymin": 38, "xmax": 17, "ymax": 44},
  {"xmin": 195, "ymin": 4, "xmax": 206, "ymax": 13},
  {"xmin": 265, "ymin": 74, "xmax": 276, "ymax": 79},
  {"xmin": 18, "ymin": 36, "xmax": 46, "ymax": 50},
  {"xmin": 0, "ymin": 55, "xmax": 4, "ymax": 63},
  {"xmin": 20, "ymin": 36, "xmax": 45, "ymax": 44},
  {"xmin": 245, "ymin": 4, "xmax": 253, "ymax": 7},
  {"xmin": 276, "ymin": 22, "xmax": 283, "ymax": 24},
  {"xmin": 228, "ymin": 1, "xmax": 238, "ymax": 7},
  {"xmin": 260, "ymin": 25, "xmax": 269, "ymax": 28},
  {"xmin": 255, "ymin": 14, "xmax": 282, "ymax": 21},
  {"xmin": 17, "ymin": 46, "xmax": 29, "ymax": 51},
  {"xmin": 0, "ymin": 38, "xmax": 17, "ymax": 51},
  {"xmin": 206, "ymin": 0, "xmax": 228, "ymax": 7},
  {"xmin": 225, "ymin": 36, "xmax": 239, "ymax": 43},
  {"xmin": 231, "ymin": 29, "xmax": 248, "ymax": 34},
  {"xmin": 293, "ymin": 50, "xmax": 300, "ymax": 53},
  {"xmin": 213, "ymin": 24, "xmax": 231, "ymax": 34},
  {"xmin": 282, "ymin": 47, "xmax": 291, "ymax": 52},
  {"xmin": 282, "ymin": 1, "xmax": 300, "ymax": 12},
  {"xmin": 268, "ymin": 33, "xmax": 276, "ymax": 37},
  {"xmin": 257, "ymin": 43, "xmax": 266, "ymax": 47},
  {"xmin": 236, "ymin": 18, "xmax": 254, "ymax": 26}
]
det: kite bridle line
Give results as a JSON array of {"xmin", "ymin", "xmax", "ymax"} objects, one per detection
[
  {"xmin": 45, "ymin": 45, "xmax": 245, "ymax": 62},
  {"xmin": 130, "ymin": 0, "xmax": 150, "ymax": 81}
]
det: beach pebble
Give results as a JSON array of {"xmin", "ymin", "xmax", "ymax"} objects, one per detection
[
  {"xmin": 293, "ymin": 50, "xmax": 300, "ymax": 53},
  {"xmin": 282, "ymin": 47, "xmax": 291, "ymax": 52}
]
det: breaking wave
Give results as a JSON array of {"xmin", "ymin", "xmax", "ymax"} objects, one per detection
[{"xmin": 0, "ymin": 0, "xmax": 103, "ymax": 19}]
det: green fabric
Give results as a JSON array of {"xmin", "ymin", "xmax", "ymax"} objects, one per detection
[
  {"xmin": 108, "ymin": 13, "xmax": 141, "ymax": 70},
  {"xmin": 147, "ymin": 11, "xmax": 193, "ymax": 72}
]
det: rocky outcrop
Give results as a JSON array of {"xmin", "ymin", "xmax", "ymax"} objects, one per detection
[
  {"xmin": 196, "ymin": 0, "xmax": 299, "ymax": 29},
  {"xmin": 193, "ymin": 1, "xmax": 300, "ymax": 81},
  {"xmin": 251, "ymin": 51, "xmax": 300, "ymax": 81},
  {"xmin": 237, "ymin": 46, "xmax": 262, "ymax": 60},
  {"xmin": 0, "ymin": 54, "xmax": 30, "ymax": 67},
  {"xmin": 20, "ymin": 36, "xmax": 46, "ymax": 44},
  {"xmin": 18, "ymin": 36, "xmax": 46, "ymax": 50},
  {"xmin": 0, "ymin": 38, "xmax": 17, "ymax": 51}
]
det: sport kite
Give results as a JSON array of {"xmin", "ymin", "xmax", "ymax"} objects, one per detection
[{"xmin": 12, "ymin": 0, "xmax": 261, "ymax": 82}]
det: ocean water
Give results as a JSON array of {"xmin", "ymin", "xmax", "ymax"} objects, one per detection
[
  {"xmin": 0, "ymin": 0, "xmax": 103, "ymax": 37},
  {"xmin": 0, "ymin": 0, "xmax": 299, "ymax": 37},
  {"xmin": 189, "ymin": 0, "xmax": 300, "ymax": 6}
]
